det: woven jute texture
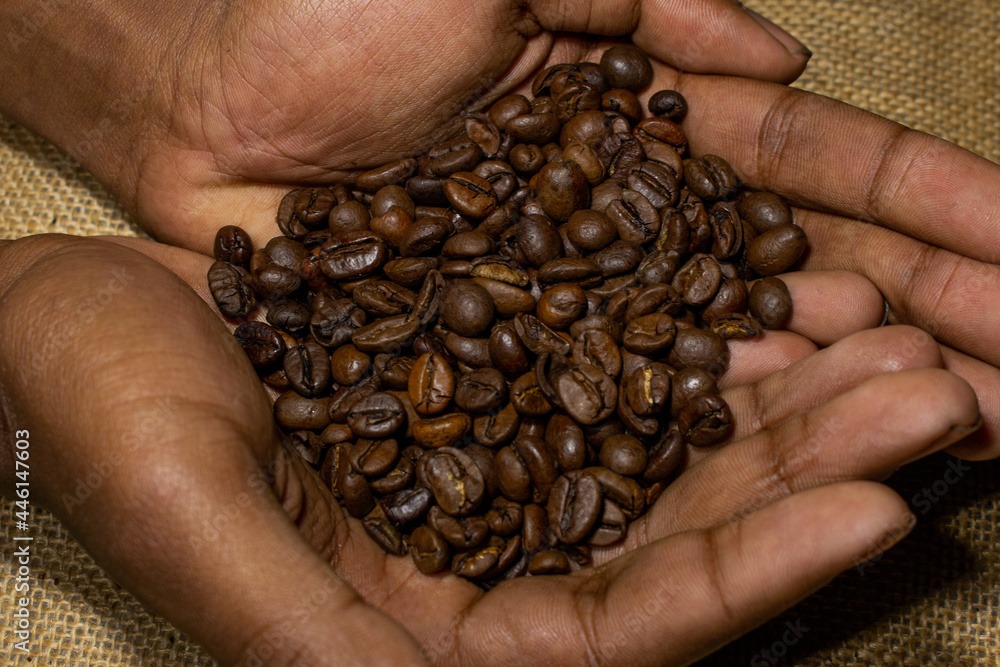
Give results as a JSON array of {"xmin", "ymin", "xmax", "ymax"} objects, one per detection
[{"xmin": 2, "ymin": 0, "xmax": 999, "ymax": 665}]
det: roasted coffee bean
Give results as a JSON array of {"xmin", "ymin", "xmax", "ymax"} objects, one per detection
[
  {"xmin": 329, "ymin": 200, "xmax": 372, "ymax": 234},
  {"xmin": 383, "ymin": 256, "xmax": 439, "ymax": 287},
  {"xmin": 399, "ymin": 217, "xmax": 452, "ymax": 257},
  {"xmin": 586, "ymin": 467, "xmax": 645, "ymax": 519},
  {"xmin": 627, "ymin": 161, "xmax": 679, "ymax": 210},
  {"xmin": 701, "ymin": 277, "xmax": 749, "ymax": 323},
  {"xmin": 622, "ymin": 313, "xmax": 676, "ymax": 355},
  {"xmin": 276, "ymin": 189, "xmax": 309, "ymax": 239},
  {"xmin": 565, "ymin": 210, "xmax": 617, "ymax": 251},
  {"xmin": 510, "ymin": 370, "xmax": 555, "ymax": 417},
  {"xmin": 521, "ymin": 503, "xmax": 551, "ymax": 553},
  {"xmin": 531, "ymin": 161, "xmax": 590, "ymax": 223},
  {"xmin": 625, "ymin": 283, "xmax": 683, "ymax": 322},
  {"xmin": 454, "ymin": 368, "xmax": 508, "ymax": 413},
  {"xmin": 381, "ymin": 486, "xmax": 432, "ymax": 526},
  {"xmin": 684, "ymin": 155, "xmax": 740, "ymax": 202},
  {"xmin": 411, "ymin": 412, "xmax": 472, "ymax": 449},
  {"xmin": 351, "ymin": 314, "xmax": 421, "ymax": 353},
  {"xmin": 441, "ymin": 231, "xmax": 495, "ymax": 258},
  {"xmin": 672, "ymin": 253, "xmax": 723, "ymax": 306},
  {"xmin": 284, "ymin": 341, "xmax": 332, "ymax": 398},
  {"xmin": 668, "ymin": 328, "xmax": 729, "ymax": 377},
  {"xmin": 488, "ymin": 323, "xmax": 533, "ymax": 377},
  {"xmin": 214, "ymin": 225, "xmax": 254, "ymax": 266},
  {"xmin": 352, "ymin": 280, "xmax": 416, "ymax": 317},
  {"xmin": 266, "ymin": 300, "xmax": 311, "ymax": 336},
  {"xmin": 545, "ymin": 413, "xmax": 588, "ymax": 471},
  {"xmin": 410, "ymin": 525, "xmax": 451, "ymax": 573},
  {"xmin": 330, "ymin": 344, "xmax": 371, "ymax": 385},
  {"xmin": 234, "ymin": 321, "xmax": 286, "ymax": 369},
  {"xmin": 363, "ymin": 515, "xmax": 407, "ymax": 555},
  {"xmin": 634, "ymin": 117, "xmax": 687, "ymax": 152},
  {"xmin": 740, "ymin": 191, "xmax": 792, "ymax": 234},
  {"xmin": 712, "ymin": 312, "xmax": 763, "ymax": 339},
  {"xmin": 514, "ymin": 312, "xmax": 572, "ymax": 356},
  {"xmin": 624, "ymin": 362, "xmax": 672, "ymax": 416},
  {"xmin": 336, "ymin": 456, "xmax": 376, "ymax": 518},
  {"xmin": 318, "ymin": 231, "xmax": 388, "ymax": 280},
  {"xmin": 536, "ymin": 258, "xmax": 601, "ymax": 285},
  {"xmin": 356, "ymin": 158, "xmax": 417, "ymax": 192},
  {"xmin": 606, "ymin": 189, "xmax": 660, "ymax": 243},
  {"xmin": 347, "ymin": 392, "xmax": 406, "ymax": 438},
  {"xmin": 274, "ymin": 391, "xmax": 330, "ymax": 431},
  {"xmin": 443, "ymin": 332, "xmax": 491, "ymax": 368},
  {"xmin": 350, "ymin": 437, "xmax": 400, "ymax": 477},
  {"xmin": 590, "ymin": 240, "xmax": 643, "ymax": 276},
  {"xmin": 746, "ymin": 224, "xmax": 807, "ymax": 276},
  {"xmin": 310, "ymin": 297, "xmax": 366, "ymax": 348},
  {"xmin": 445, "ymin": 172, "xmax": 498, "ymax": 220},
  {"xmin": 710, "ymin": 201, "xmax": 744, "ymax": 260},
  {"xmin": 588, "ymin": 499, "xmax": 627, "ymax": 546},
  {"xmin": 679, "ymin": 393, "xmax": 733, "ymax": 446},
  {"xmin": 648, "ymin": 89, "xmax": 688, "ymax": 122},
  {"xmin": 644, "ymin": 423, "xmax": 685, "ymax": 482},
  {"xmin": 428, "ymin": 506, "xmax": 489, "ymax": 549},
  {"xmin": 424, "ymin": 446, "xmax": 485, "ymax": 516},
  {"xmin": 453, "ymin": 540, "xmax": 504, "ymax": 578},
  {"xmin": 439, "ymin": 279, "xmax": 495, "ymax": 337},
  {"xmin": 208, "ymin": 261, "xmax": 255, "ymax": 319},
  {"xmin": 506, "ymin": 112, "xmax": 561, "ymax": 145},
  {"xmin": 553, "ymin": 363, "xmax": 618, "ymax": 425},
  {"xmin": 599, "ymin": 44, "xmax": 653, "ymax": 91},
  {"xmin": 547, "ymin": 471, "xmax": 602, "ymax": 544},
  {"xmin": 749, "ymin": 276, "xmax": 793, "ymax": 329},
  {"xmin": 527, "ymin": 550, "xmax": 571, "ymax": 575},
  {"xmin": 599, "ymin": 434, "xmax": 647, "ymax": 477},
  {"xmin": 409, "ymin": 352, "xmax": 454, "ymax": 415},
  {"xmin": 601, "ymin": 88, "xmax": 643, "ymax": 123},
  {"xmin": 572, "ymin": 329, "xmax": 622, "ymax": 379},
  {"xmin": 513, "ymin": 435, "xmax": 559, "ymax": 503},
  {"xmin": 536, "ymin": 283, "xmax": 588, "ymax": 330},
  {"xmin": 473, "ymin": 403, "xmax": 521, "ymax": 448},
  {"xmin": 471, "ymin": 277, "xmax": 535, "ymax": 319}
]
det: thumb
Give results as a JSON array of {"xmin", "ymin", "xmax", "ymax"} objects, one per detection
[
  {"xmin": 528, "ymin": 0, "xmax": 811, "ymax": 83},
  {"xmin": 0, "ymin": 237, "xmax": 428, "ymax": 666}
]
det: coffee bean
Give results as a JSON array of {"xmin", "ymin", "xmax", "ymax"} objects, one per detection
[
  {"xmin": 739, "ymin": 191, "xmax": 792, "ymax": 234},
  {"xmin": 363, "ymin": 515, "xmax": 407, "ymax": 555},
  {"xmin": 679, "ymin": 393, "xmax": 733, "ymax": 446},
  {"xmin": 234, "ymin": 321, "xmax": 286, "ymax": 369},
  {"xmin": 648, "ymin": 89, "xmax": 688, "ymax": 122},
  {"xmin": 454, "ymin": 368, "xmax": 508, "ymax": 413},
  {"xmin": 427, "ymin": 506, "xmax": 489, "ymax": 549},
  {"xmin": 599, "ymin": 434, "xmax": 647, "ymax": 476},
  {"xmin": 440, "ymin": 279, "xmax": 495, "ymax": 337},
  {"xmin": 599, "ymin": 44, "xmax": 653, "ymax": 91},
  {"xmin": 473, "ymin": 403, "xmax": 521, "ymax": 448},
  {"xmin": 424, "ymin": 446, "xmax": 485, "ymax": 516},
  {"xmin": 408, "ymin": 352, "xmax": 454, "ymax": 415},
  {"xmin": 749, "ymin": 276, "xmax": 793, "ymax": 329},
  {"xmin": 411, "ymin": 413, "xmax": 471, "ymax": 449},
  {"xmin": 284, "ymin": 341, "xmax": 332, "ymax": 398},
  {"xmin": 746, "ymin": 224, "xmax": 807, "ymax": 276},
  {"xmin": 214, "ymin": 225, "xmax": 254, "ymax": 266},
  {"xmin": 208, "ymin": 261, "xmax": 255, "ymax": 319},
  {"xmin": 347, "ymin": 392, "xmax": 406, "ymax": 438},
  {"xmin": 547, "ymin": 472, "xmax": 602, "ymax": 544},
  {"xmin": 684, "ymin": 155, "xmax": 740, "ymax": 202},
  {"xmin": 409, "ymin": 525, "xmax": 451, "ymax": 574}
]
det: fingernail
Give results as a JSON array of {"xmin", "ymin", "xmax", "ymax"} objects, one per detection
[
  {"xmin": 744, "ymin": 7, "xmax": 811, "ymax": 58},
  {"xmin": 925, "ymin": 416, "xmax": 984, "ymax": 453}
]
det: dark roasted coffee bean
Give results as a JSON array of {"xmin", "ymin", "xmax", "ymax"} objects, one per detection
[
  {"xmin": 510, "ymin": 370, "xmax": 555, "ymax": 417},
  {"xmin": 710, "ymin": 201, "xmax": 744, "ymax": 260},
  {"xmin": 599, "ymin": 434, "xmax": 647, "ymax": 477},
  {"xmin": 684, "ymin": 155, "xmax": 740, "ymax": 202},
  {"xmin": 383, "ymin": 256, "xmax": 439, "ymax": 287},
  {"xmin": 624, "ymin": 362, "xmax": 672, "ymax": 416},
  {"xmin": 672, "ymin": 253, "xmax": 723, "ymax": 306},
  {"xmin": 330, "ymin": 344, "xmax": 372, "ymax": 386},
  {"xmin": 566, "ymin": 210, "xmax": 617, "ymax": 251},
  {"xmin": 553, "ymin": 80, "xmax": 602, "ymax": 124},
  {"xmin": 371, "ymin": 456, "xmax": 416, "ymax": 495},
  {"xmin": 328, "ymin": 200, "xmax": 372, "ymax": 234},
  {"xmin": 586, "ymin": 467, "xmax": 645, "ymax": 519},
  {"xmin": 214, "ymin": 225, "xmax": 254, "ymax": 266},
  {"xmin": 266, "ymin": 299, "xmax": 311, "ymax": 336},
  {"xmin": 506, "ymin": 112, "xmax": 561, "ymax": 145},
  {"xmin": 336, "ymin": 455, "xmax": 376, "ymax": 518},
  {"xmin": 311, "ymin": 297, "xmax": 366, "ymax": 348},
  {"xmin": 441, "ymin": 231, "xmax": 495, "ymax": 258},
  {"xmin": 701, "ymin": 277, "xmax": 749, "ymax": 324},
  {"xmin": 444, "ymin": 172, "xmax": 498, "ymax": 220},
  {"xmin": 622, "ymin": 313, "xmax": 676, "ymax": 355},
  {"xmin": 553, "ymin": 363, "xmax": 617, "ymax": 425},
  {"xmin": 427, "ymin": 507, "xmax": 489, "ymax": 550},
  {"xmin": 749, "ymin": 276, "xmax": 793, "ymax": 329},
  {"xmin": 668, "ymin": 328, "xmax": 729, "ymax": 377},
  {"xmin": 740, "ymin": 191, "xmax": 792, "ymax": 234},
  {"xmin": 274, "ymin": 391, "xmax": 331, "ymax": 431},
  {"xmin": 454, "ymin": 368, "xmax": 508, "ymax": 413},
  {"xmin": 353, "ymin": 280, "xmax": 416, "ymax": 317},
  {"xmin": 637, "ymin": 248, "xmax": 681, "ymax": 286},
  {"xmin": 495, "ymin": 444, "xmax": 532, "ymax": 503},
  {"xmin": 571, "ymin": 329, "xmax": 622, "ymax": 379},
  {"xmin": 399, "ymin": 216, "xmax": 452, "ymax": 257},
  {"xmin": 252, "ymin": 263, "xmax": 301, "ymax": 301},
  {"xmin": 563, "ymin": 141, "xmax": 605, "ymax": 185},
  {"xmin": 408, "ymin": 352, "xmax": 454, "ymax": 416},
  {"xmin": 473, "ymin": 403, "xmax": 521, "ymax": 448},
  {"xmin": 486, "ymin": 496, "xmax": 524, "ymax": 537},
  {"xmin": 746, "ymin": 224, "xmax": 807, "ymax": 276},
  {"xmin": 347, "ymin": 392, "xmax": 406, "ymax": 438},
  {"xmin": 276, "ymin": 189, "xmax": 309, "ymax": 239},
  {"xmin": 363, "ymin": 515, "xmax": 407, "ymax": 555},
  {"xmin": 679, "ymin": 393, "xmax": 733, "ymax": 446},
  {"xmin": 423, "ymin": 446, "xmax": 486, "ymax": 516},
  {"xmin": 234, "ymin": 321, "xmax": 286, "ymax": 369},
  {"xmin": 284, "ymin": 341, "xmax": 332, "ymax": 398},
  {"xmin": 208, "ymin": 261, "xmax": 255, "ymax": 319},
  {"xmin": 589, "ymin": 240, "xmax": 643, "ymax": 276},
  {"xmin": 528, "ymin": 550, "xmax": 571, "ymax": 575},
  {"xmin": 453, "ymin": 540, "xmax": 504, "ymax": 579},
  {"xmin": 431, "ymin": 144, "xmax": 484, "ymax": 178},
  {"xmin": 601, "ymin": 88, "xmax": 642, "ymax": 123},
  {"xmin": 599, "ymin": 44, "xmax": 653, "ymax": 91},
  {"xmin": 509, "ymin": 143, "xmax": 547, "ymax": 177},
  {"xmin": 514, "ymin": 312, "xmax": 572, "ymax": 356},
  {"xmin": 536, "ymin": 258, "xmax": 601, "ymax": 285},
  {"xmin": 648, "ymin": 89, "xmax": 688, "ymax": 122},
  {"xmin": 317, "ymin": 231, "xmax": 388, "ymax": 280},
  {"xmin": 488, "ymin": 323, "xmax": 533, "ymax": 377},
  {"xmin": 410, "ymin": 525, "xmax": 450, "ymax": 574},
  {"xmin": 547, "ymin": 471, "xmax": 602, "ymax": 544},
  {"xmin": 513, "ymin": 214, "xmax": 563, "ymax": 270},
  {"xmin": 588, "ymin": 499, "xmax": 627, "ymax": 546},
  {"xmin": 605, "ymin": 189, "xmax": 660, "ymax": 244},
  {"xmin": 373, "ymin": 354, "xmax": 415, "ymax": 390},
  {"xmin": 381, "ymin": 486, "xmax": 432, "ymax": 526},
  {"xmin": 356, "ymin": 158, "xmax": 417, "ymax": 192},
  {"xmin": 536, "ymin": 283, "xmax": 587, "ymax": 330},
  {"xmin": 443, "ymin": 332, "xmax": 491, "ymax": 368},
  {"xmin": 439, "ymin": 279, "xmax": 495, "ymax": 337},
  {"xmin": 530, "ymin": 161, "xmax": 590, "ymax": 223},
  {"xmin": 351, "ymin": 314, "xmax": 421, "ymax": 353},
  {"xmin": 627, "ymin": 161, "xmax": 679, "ymax": 210},
  {"xmin": 644, "ymin": 422, "xmax": 685, "ymax": 482},
  {"xmin": 514, "ymin": 435, "xmax": 559, "ymax": 503},
  {"xmin": 293, "ymin": 187, "xmax": 337, "ymax": 229},
  {"xmin": 521, "ymin": 503, "xmax": 550, "ymax": 553},
  {"xmin": 350, "ymin": 437, "xmax": 400, "ymax": 477},
  {"xmin": 545, "ymin": 414, "xmax": 588, "ymax": 471},
  {"xmin": 625, "ymin": 283, "xmax": 683, "ymax": 322},
  {"xmin": 712, "ymin": 312, "xmax": 763, "ymax": 339},
  {"xmin": 411, "ymin": 412, "xmax": 472, "ymax": 449}
]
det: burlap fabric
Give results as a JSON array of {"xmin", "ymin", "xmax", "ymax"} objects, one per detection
[{"xmin": 2, "ymin": 0, "xmax": 998, "ymax": 664}]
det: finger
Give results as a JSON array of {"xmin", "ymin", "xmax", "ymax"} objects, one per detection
[
  {"xmin": 797, "ymin": 208, "xmax": 1000, "ymax": 367},
  {"xmin": 459, "ymin": 482, "xmax": 913, "ymax": 666},
  {"xmin": 527, "ymin": 0, "xmax": 810, "ymax": 83},
  {"xmin": 639, "ymin": 367, "xmax": 979, "ymax": 545},
  {"xmin": 0, "ymin": 239, "xmax": 428, "ymax": 666},
  {"xmin": 670, "ymin": 74, "xmax": 1000, "ymax": 262},
  {"xmin": 774, "ymin": 269, "xmax": 886, "ymax": 346},
  {"xmin": 721, "ymin": 330, "xmax": 817, "ymax": 388},
  {"xmin": 938, "ymin": 344, "xmax": 1000, "ymax": 460}
]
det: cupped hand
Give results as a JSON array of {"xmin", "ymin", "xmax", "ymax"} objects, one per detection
[{"xmin": 0, "ymin": 235, "xmax": 979, "ymax": 666}]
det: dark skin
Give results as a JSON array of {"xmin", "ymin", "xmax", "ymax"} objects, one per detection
[{"xmin": 0, "ymin": 0, "xmax": 993, "ymax": 664}]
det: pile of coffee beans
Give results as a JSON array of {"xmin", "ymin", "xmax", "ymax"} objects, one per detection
[{"xmin": 208, "ymin": 44, "xmax": 807, "ymax": 587}]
